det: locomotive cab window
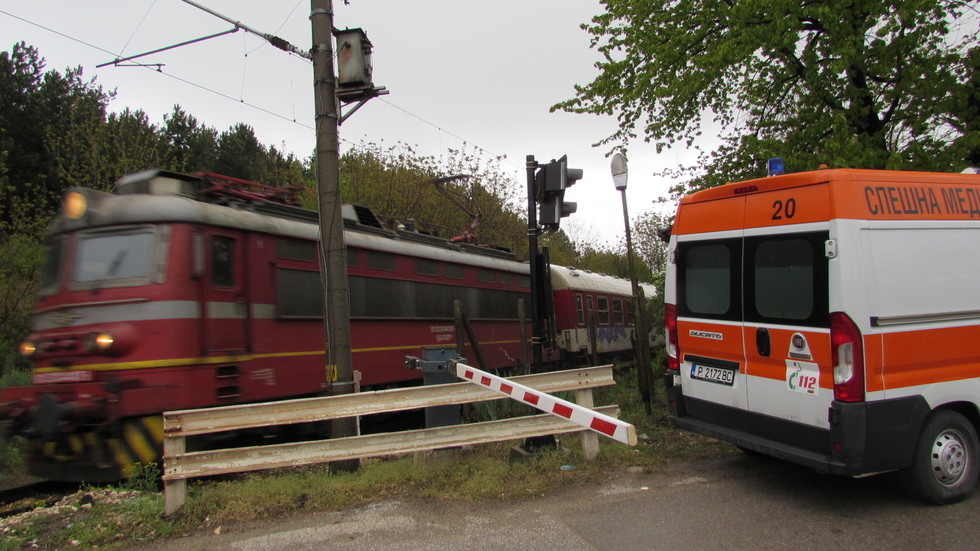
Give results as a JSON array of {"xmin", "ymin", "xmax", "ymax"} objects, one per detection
[
  {"xmin": 211, "ymin": 236, "xmax": 236, "ymax": 288},
  {"xmin": 72, "ymin": 226, "xmax": 161, "ymax": 289}
]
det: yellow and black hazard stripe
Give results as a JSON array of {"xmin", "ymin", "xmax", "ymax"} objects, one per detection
[
  {"xmin": 107, "ymin": 415, "xmax": 164, "ymax": 477},
  {"xmin": 32, "ymin": 415, "xmax": 163, "ymax": 481}
]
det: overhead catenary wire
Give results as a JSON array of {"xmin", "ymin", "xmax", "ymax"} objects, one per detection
[
  {"xmin": 0, "ymin": 6, "xmax": 517, "ymax": 171},
  {"xmin": 180, "ymin": 0, "xmax": 310, "ymax": 59}
]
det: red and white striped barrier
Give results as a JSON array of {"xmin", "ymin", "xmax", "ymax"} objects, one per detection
[{"xmin": 454, "ymin": 362, "xmax": 637, "ymax": 446}]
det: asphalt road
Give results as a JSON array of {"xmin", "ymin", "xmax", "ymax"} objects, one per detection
[{"xmin": 142, "ymin": 453, "xmax": 980, "ymax": 550}]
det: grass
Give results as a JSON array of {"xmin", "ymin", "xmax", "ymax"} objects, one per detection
[
  {"xmin": 0, "ymin": 370, "xmax": 31, "ymax": 478},
  {"xmin": 0, "ymin": 365, "xmax": 735, "ymax": 549}
]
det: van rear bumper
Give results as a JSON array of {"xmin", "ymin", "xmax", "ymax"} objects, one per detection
[{"xmin": 666, "ymin": 374, "xmax": 929, "ymax": 476}]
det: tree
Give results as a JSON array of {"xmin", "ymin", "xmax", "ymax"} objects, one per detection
[
  {"xmin": 163, "ymin": 105, "xmax": 218, "ymax": 173},
  {"xmin": 337, "ymin": 141, "xmax": 531, "ymax": 258},
  {"xmin": 554, "ymin": 0, "xmax": 978, "ymax": 196},
  {"xmin": 630, "ymin": 209, "xmax": 672, "ymax": 275},
  {"xmin": 0, "ymin": 42, "xmax": 114, "ymax": 221},
  {"xmin": 214, "ymin": 123, "xmax": 267, "ymax": 182}
]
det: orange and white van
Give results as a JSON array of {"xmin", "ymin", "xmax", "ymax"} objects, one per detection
[{"xmin": 664, "ymin": 168, "xmax": 980, "ymax": 503}]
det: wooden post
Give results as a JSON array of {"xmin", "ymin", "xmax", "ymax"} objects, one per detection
[
  {"xmin": 163, "ymin": 435, "xmax": 187, "ymax": 517},
  {"xmin": 575, "ymin": 388, "xmax": 600, "ymax": 459}
]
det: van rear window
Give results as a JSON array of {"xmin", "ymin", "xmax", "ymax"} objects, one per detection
[
  {"xmin": 744, "ymin": 232, "xmax": 829, "ymax": 328},
  {"xmin": 753, "ymin": 239, "xmax": 814, "ymax": 320},
  {"xmin": 682, "ymin": 242, "xmax": 735, "ymax": 317}
]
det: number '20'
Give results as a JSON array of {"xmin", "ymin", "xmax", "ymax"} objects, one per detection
[{"xmin": 772, "ymin": 198, "xmax": 797, "ymax": 220}]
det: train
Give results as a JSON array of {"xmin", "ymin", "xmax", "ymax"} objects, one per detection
[{"xmin": 0, "ymin": 169, "xmax": 655, "ymax": 481}]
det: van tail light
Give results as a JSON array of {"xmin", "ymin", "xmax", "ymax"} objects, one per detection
[
  {"xmin": 665, "ymin": 303, "xmax": 680, "ymax": 371},
  {"xmin": 831, "ymin": 312, "xmax": 864, "ymax": 402}
]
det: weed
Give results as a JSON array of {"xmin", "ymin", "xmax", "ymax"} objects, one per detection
[
  {"xmin": 126, "ymin": 462, "xmax": 162, "ymax": 492},
  {"xmin": 0, "ymin": 369, "xmax": 30, "ymax": 391}
]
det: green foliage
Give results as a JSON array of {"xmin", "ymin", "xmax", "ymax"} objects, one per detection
[
  {"xmin": 555, "ymin": 0, "xmax": 978, "ymax": 198},
  {"xmin": 0, "ymin": 435, "xmax": 25, "ymax": 474},
  {"xmin": 163, "ymin": 105, "xmax": 219, "ymax": 172},
  {"xmin": 125, "ymin": 462, "xmax": 162, "ymax": 492},
  {"xmin": 338, "ymin": 141, "xmax": 530, "ymax": 258}
]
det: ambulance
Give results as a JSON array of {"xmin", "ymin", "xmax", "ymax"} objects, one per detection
[{"xmin": 664, "ymin": 167, "xmax": 980, "ymax": 504}]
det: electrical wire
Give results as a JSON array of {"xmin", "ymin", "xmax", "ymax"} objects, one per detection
[
  {"xmin": 119, "ymin": 0, "xmax": 158, "ymax": 56},
  {"xmin": 0, "ymin": 6, "xmax": 515, "ymax": 169}
]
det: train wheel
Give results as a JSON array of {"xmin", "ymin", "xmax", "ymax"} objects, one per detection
[{"xmin": 902, "ymin": 409, "xmax": 979, "ymax": 504}]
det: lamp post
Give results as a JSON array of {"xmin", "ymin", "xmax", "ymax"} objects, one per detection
[{"xmin": 611, "ymin": 154, "xmax": 653, "ymax": 413}]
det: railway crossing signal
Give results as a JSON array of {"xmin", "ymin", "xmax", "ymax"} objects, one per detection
[
  {"xmin": 535, "ymin": 155, "xmax": 583, "ymax": 233},
  {"xmin": 525, "ymin": 154, "xmax": 583, "ymax": 371}
]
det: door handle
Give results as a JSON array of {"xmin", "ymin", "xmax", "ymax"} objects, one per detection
[{"xmin": 756, "ymin": 327, "xmax": 771, "ymax": 357}]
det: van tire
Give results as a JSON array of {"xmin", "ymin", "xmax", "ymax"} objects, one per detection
[{"xmin": 902, "ymin": 410, "xmax": 979, "ymax": 504}]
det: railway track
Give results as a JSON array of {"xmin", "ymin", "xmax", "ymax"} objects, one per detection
[{"xmin": 0, "ymin": 481, "xmax": 80, "ymax": 519}]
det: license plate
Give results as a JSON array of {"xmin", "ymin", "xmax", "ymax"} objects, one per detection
[{"xmin": 690, "ymin": 364, "xmax": 735, "ymax": 386}]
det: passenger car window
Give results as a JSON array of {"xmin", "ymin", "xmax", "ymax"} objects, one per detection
[{"xmin": 597, "ymin": 297, "xmax": 610, "ymax": 324}]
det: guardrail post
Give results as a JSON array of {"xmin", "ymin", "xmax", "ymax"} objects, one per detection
[
  {"xmin": 575, "ymin": 388, "xmax": 600, "ymax": 459},
  {"xmin": 163, "ymin": 434, "xmax": 186, "ymax": 517}
]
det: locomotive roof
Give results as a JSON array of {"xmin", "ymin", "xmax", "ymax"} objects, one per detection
[{"xmin": 53, "ymin": 186, "xmax": 531, "ymax": 274}]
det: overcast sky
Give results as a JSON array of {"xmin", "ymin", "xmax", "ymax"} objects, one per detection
[{"xmin": 0, "ymin": 1, "xmax": 694, "ymax": 245}]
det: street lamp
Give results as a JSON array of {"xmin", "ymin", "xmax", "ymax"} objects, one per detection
[{"xmin": 610, "ymin": 154, "xmax": 654, "ymax": 413}]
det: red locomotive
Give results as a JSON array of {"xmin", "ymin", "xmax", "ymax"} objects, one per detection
[{"xmin": 0, "ymin": 169, "xmax": 654, "ymax": 481}]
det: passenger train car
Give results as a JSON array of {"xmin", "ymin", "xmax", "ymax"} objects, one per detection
[{"xmin": 0, "ymin": 169, "xmax": 654, "ymax": 481}]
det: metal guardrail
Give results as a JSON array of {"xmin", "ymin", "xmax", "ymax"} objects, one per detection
[{"xmin": 162, "ymin": 365, "xmax": 621, "ymax": 515}]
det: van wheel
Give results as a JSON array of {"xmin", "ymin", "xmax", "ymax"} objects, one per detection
[{"xmin": 903, "ymin": 410, "xmax": 979, "ymax": 504}]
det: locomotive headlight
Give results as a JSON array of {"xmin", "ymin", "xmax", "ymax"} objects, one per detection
[
  {"xmin": 63, "ymin": 191, "xmax": 88, "ymax": 220},
  {"xmin": 19, "ymin": 340, "xmax": 38, "ymax": 357},
  {"xmin": 84, "ymin": 332, "xmax": 115, "ymax": 352}
]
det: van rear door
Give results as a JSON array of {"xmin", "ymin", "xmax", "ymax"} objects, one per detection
[
  {"xmin": 741, "ymin": 229, "xmax": 831, "ymax": 445},
  {"xmin": 674, "ymin": 195, "xmax": 750, "ymax": 429}
]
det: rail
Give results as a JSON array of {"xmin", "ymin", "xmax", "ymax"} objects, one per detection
[{"xmin": 163, "ymin": 365, "xmax": 622, "ymax": 515}]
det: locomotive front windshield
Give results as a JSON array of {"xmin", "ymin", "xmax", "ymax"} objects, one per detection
[{"xmin": 72, "ymin": 228, "xmax": 159, "ymax": 287}]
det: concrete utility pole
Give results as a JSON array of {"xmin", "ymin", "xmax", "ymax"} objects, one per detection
[
  {"xmin": 311, "ymin": 0, "xmax": 358, "ymax": 449},
  {"xmin": 611, "ymin": 154, "xmax": 654, "ymax": 414}
]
